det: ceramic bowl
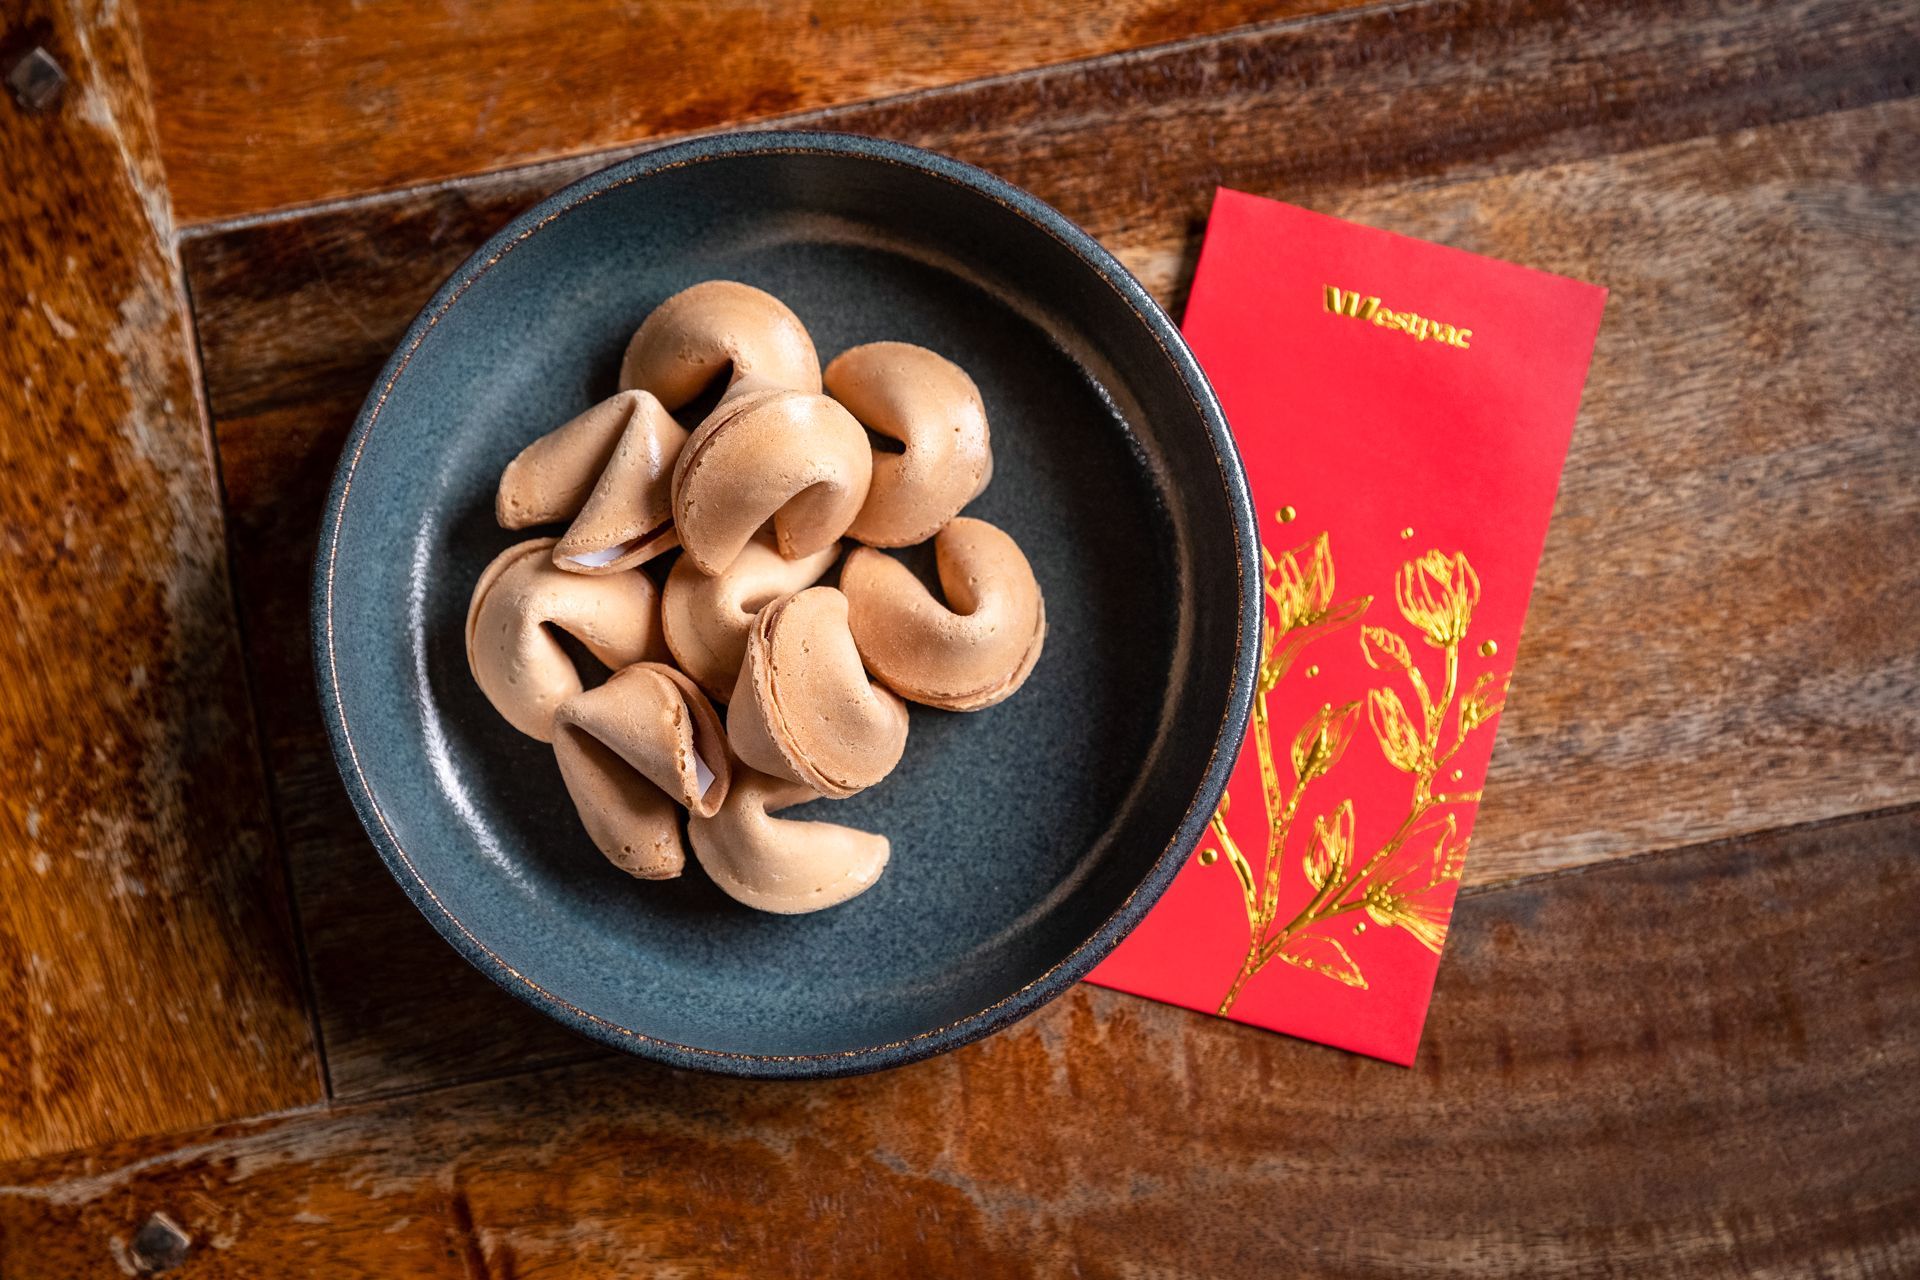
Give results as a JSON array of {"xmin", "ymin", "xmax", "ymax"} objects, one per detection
[{"xmin": 315, "ymin": 131, "xmax": 1259, "ymax": 1077}]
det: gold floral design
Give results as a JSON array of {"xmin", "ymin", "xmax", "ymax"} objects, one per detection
[
  {"xmin": 1395, "ymin": 550, "xmax": 1479, "ymax": 647},
  {"xmin": 1203, "ymin": 520, "xmax": 1504, "ymax": 1014}
]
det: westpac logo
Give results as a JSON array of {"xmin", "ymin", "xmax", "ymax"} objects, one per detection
[{"xmin": 1323, "ymin": 285, "xmax": 1472, "ymax": 350}]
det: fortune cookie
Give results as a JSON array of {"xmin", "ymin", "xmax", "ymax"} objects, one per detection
[
  {"xmin": 661, "ymin": 535, "xmax": 841, "ymax": 704},
  {"xmin": 552, "ymin": 663, "xmax": 730, "ymax": 879},
  {"xmin": 670, "ymin": 388, "xmax": 872, "ymax": 577},
  {"xmin": 618, "ymin": 280, "xmax": 822, "ymax": 408},
  {"xmin": 826, "ymin": 342, "xmax": 993, "ymax": 547},
  {"xmin": 689, "ymin": 767, "xmax": 889, "ymax": 914},
  {"xmin": 465, "ymin": 538, "xmax": 665, "ymax": 741},
  {"xmin": 495, "ymin": 389, "xmax": 688, "ymax": 575},
  {"xmin": 726, "ymin": 586, "xmax": 909, "ymax": 799},
  {"xmin": 841, "ymin": 517, "xmax": 1046, "ymax": 711}
]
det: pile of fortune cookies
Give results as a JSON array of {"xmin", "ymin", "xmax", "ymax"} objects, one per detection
[{"xmin": 466, "ymin": 281, "xmax": 1046, "ymax": 915}]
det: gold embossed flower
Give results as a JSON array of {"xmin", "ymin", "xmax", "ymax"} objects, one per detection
[
  {"xmin": 1291, "ymin": 700, "xmax": 1362, "ymax": 783},
  {"xmin": 1367, "ymin": 687, "xmax": 1428, "ymax": 775},
  {"xmin": 1267, "ymin": 534, "xmax": 1336, "ymax": 633},
  {"xmin": 1457, "ymin": 670, "xmax": 1511, "ymax": 736},
  {"xmin": 1395, "ymin": 550, "xmax": 1479, "ymax": 647},
  {"xmin": 1360, "ymin": 883, "xmax": 1450, "ymax": 953},
  {"xmin": 1301, "ymin": 799, "xmax": 1354, "ymax": 890}
]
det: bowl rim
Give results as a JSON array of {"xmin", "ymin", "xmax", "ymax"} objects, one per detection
[{"xmin": 312, "ymin": 129, "xmax": 1261, "ymax": 1078}]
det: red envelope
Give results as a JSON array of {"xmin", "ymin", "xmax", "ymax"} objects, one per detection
[{"xmin": 1087, "ymin": 189, "xmax": 1607, "ymax": 1064}]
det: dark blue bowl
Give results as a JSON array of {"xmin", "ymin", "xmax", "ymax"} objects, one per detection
[{"xmin": 314, "ymin": 131, "xmax": 1259, "ymax": 1077}]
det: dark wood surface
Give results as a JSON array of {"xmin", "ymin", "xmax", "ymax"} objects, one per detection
[
  {"xmin": 1, "ymin": 0, "xmax": 1915, "ymax": 1269},
  {"xmin": 1, "ymin": 808, "xmax": 1914, "ymax": 1277},
  {"xmin": 178, "ymin": 0, "xmax": 1920, "ymax": 1100},
  {"xmin": 139, "ymin": 0, "xmax": 1354, "ymax": 224},
  {"xmin": 0, "ymin": 0, "xmax": 320, "ymax": 1164},
  {"xmin": 186, "ymin": 0, "xmax": 1920, "ymax": 421}
]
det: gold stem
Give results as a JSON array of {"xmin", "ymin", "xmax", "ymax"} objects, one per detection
[
  {"xmin": 1216, "ymin": 603, "xmax": 1370, "ymax": 1012},
  {"xmin": 1251, "ymin": 633, "xmax": 1309, "ymax": 928},
  {"xmin": 1223, "ymin": 634, "xmax": 1306, "ymax": 1011},
  {"xmin": 1220, "ymin": 948, "xmax": 1259, "ymax": 1014},
  {"xmin": 1226, "ymin": 600, "xmax": 1487, "ymax": 992},
  {"xmin": 1342, "ymin": 796, "xmax": 1431, "ymax": 905},
  {"xmin": 1425, "ymin": 640, "xmax": 1458, "ymax": 744},
  {"xmin": 1289, "ymin": 636, "xmax": 1458, "ymax": 951},
  {"xmin": 1248, "ymin": 698, "xmax": 1281, "ymax": 923},
  {"xmin": 1408, "ymin": 665, "xmax": 1434, "ymax": 730}
]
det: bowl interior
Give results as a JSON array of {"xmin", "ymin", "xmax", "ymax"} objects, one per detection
[{"xmin": 324, "ymin": 142, "xmax": 1247, "ymax": 1066}]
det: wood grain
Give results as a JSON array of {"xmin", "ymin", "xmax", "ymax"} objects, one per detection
[
  {"xmin": 187, "ymin": 0, "xmax": 1920, "ymax": 422},
  {"xmin": 2, "ymin": 809, "xmax": 1915, "ymax": 1277},
  {"xmin": 0, "ymin": 0, "xmax": 321, "ymax": 1161},
  {"xmin": 176, "ymin": 0, "xmax": 1920, "ymax": 1099},
  {"xmin": 214, "ymin": 389, "xmax": 616, "ymax": 1092},
  {"xmin": 137, "ymin": 0, "xmax": 1360, "ymax": 225}
]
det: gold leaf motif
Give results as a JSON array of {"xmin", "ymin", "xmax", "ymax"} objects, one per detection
[
  {"xmin": 1407, "ymin": 811, "xmax": 1462, "ymax": 882},
  {"xmin": 1213, "ymin": 527, "xmax": 1489, "ymax": 1016},
  {"xmin": 1367, "ymin": 687, "xmax": 1428, "ymax": 775},
  {"xmin": 1257, "ymin": 621, "xmax": 1283, "ymax": 694},
  {"xmin": 1308, "ymin": 534, "xmax": 1336, "ymax": 615},
  {"xmin": 1266, "ymin": 533, "xmax": 1342, "ymax": 633},
  {"xmin": 1360, "ymin": 624, "xmax": 1413, "ymax": 674},
  {"xmin": 1264, "ymin": 541, "xmax": 1310, "ymax": 632},
  {"xmin": 1458, "ymin": 670, "xmax": 1511, "ymax": 736},
  {"xmin": 1321, "ymin": 594, "xmax": 1373, "ymax": 631},
  {"xmin": 1301, "ymin": 799, "xmax": 1355, "ymax": 890},
  {"xmin": 1274, "ymin": 934, "xmax": 1368, "ymax": 988},
  {"xmin": 1291, "ymin": 700, "xmax": 1363, "ymax": 783},
  {"xmin": 1395, "ymin": 549, "xmax": 1480, "ymax": 647},
  {"xmin": 1359, "ymin": 883, "xmax": 1450, "ymax": 954}
]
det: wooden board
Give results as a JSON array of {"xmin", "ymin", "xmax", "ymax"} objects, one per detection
[
  {"xmin": 2, "ymin": 808, "xmax": 1914, "ymax": 1277},
  {"xmin": 185, "ymin": 0, "xmax": 1920, "ymax": 420},
  {"xmin": 0, "ymin": 0, "xmax": 321, "ymax": 1162},
  {"xmin": 176, "ymin": 0, "xmax": 1920, "ymax": 1099},
  {"xmin": 137, "ymin": 0, "xmax": 1356, "ymax": 224},
  {"xmin": 212, "ymin": 391, "xmax": 616, "ymax": 1093}
]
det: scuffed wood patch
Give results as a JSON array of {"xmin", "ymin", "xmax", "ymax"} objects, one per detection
[
  {"xmin": 1, "ymin": 811, "xmax": 1914, "ymax": 1277},
  {"xmin": 138, "ymin": 0, "xmax": 1361, "ymax": 224},
  {"xmin": 0, "ymin": 0, "xmax": 320, "ymax": 1161}
]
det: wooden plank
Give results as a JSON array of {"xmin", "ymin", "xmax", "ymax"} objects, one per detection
[
  {"xmin": 137, "ymin": 0, "xmax": 1360, "ymax": 224},
  {"xmin": 214, "ymin": 394, "xmax": 612, "ymax": 1092},
  {"xmin": 1368, "ymin": 109, "xmax": 1920, "ymax": 878},
  {"xmin": 186, "ymin": 0, "xmax": 1920, "ymax": 422},
  {"xmin": 0, "ymin": 0, "xmax": 322, "ymax": 1161},
  {"xmin": 177, "ymin": 0, "xmax": 1920, "ymax": 1099},
  {"xmin": 2, "ymin": 808, "xmax": 1914, "ymax": 1277}
]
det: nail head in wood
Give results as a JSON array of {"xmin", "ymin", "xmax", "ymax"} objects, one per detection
[
  {"xmin": 131, "ymin": 1211, "xmax": 191, "ymax": 1273},
  {"xmin": 5, "ymin": 45, "xmax": 65, "ymax": 113}
]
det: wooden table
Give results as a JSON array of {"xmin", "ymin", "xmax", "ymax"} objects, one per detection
[{"xmin": 3, "ymin": 0, "xmax": 1916, "ymax": 1273}]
